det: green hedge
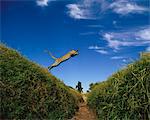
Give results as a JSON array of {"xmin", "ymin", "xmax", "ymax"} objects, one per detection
[
  {"xmin": 88, "ymin": 55, "xmax": 150, "ymax": 120},
  {"xmin": 0, "ymin": 44, "xmax": 79, "ymax": 119}
]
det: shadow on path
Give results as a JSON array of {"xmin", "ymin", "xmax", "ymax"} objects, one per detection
[{"xmin": 70, "ymin": 96, "xmax": 97, "ymax": 120}]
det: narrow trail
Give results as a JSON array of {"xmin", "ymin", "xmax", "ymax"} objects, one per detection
[{"xmin": 70, "ymin": 96, "xmax": 97, "ymax": 120}]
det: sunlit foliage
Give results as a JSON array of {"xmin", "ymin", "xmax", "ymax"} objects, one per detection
[
  {"xmin": 0, "ymin": 44, "xmax": 81, "ymax": 119},
  {"xmin": 88, "ymin": 53, "xmax": 150, "ymax": 120}
]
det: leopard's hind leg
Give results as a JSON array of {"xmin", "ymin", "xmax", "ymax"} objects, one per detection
[{"xmin": 48, "ymin": 61, "xmax": 59, "ymax": 70}]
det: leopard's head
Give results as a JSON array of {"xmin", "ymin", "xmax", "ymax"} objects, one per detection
[{"xmin": 70, "ymin": 50, "xmax": 78, "ymax": 57}]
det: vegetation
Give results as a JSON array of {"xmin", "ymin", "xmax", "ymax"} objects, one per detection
[
  {"xmin": 0, "ymin": 44, "xmax": 82, "ymax": 119},
  {"xmin": 1, "ymin": 43, "xmax": 149, "ymax": 120},
  {"xmin": 87, "ymin": 54, "xmax": 150, "ymax": 120},
  {"xmin": 76, "ymin": 81, "xmax": 83, "ymax": 93},
  {"xmin": 89, "ymin": 82, "xmax": 98, "ymax": 91}
]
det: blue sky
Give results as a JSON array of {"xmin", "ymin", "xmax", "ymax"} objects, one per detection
[{"xmin": 1, "ymin": 0, "xmax": 150, "ymax": 92}]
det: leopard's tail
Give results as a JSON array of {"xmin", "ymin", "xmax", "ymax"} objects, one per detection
[{"xmin": 44, "ymin": 50, "xmax": 57, "ymax": 60}]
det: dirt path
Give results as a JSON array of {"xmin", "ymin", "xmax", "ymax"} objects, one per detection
[{"xmin": 70, "ymin": 103, "xmax": 97, "ymax": 120}]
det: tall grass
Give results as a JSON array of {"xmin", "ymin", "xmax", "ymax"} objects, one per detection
[
  {"xmin": 0, "ymin": 44, "xmax": 81, "ymax": 119},
  {"xmin": 87, "ymin": 54, "xmax": 150, "ymax": 120}
]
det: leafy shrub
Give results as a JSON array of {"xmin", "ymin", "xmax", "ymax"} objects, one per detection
[
  {"xmin": 88, "ymin": 54, "xmax": 150, "ymax": 120},
  {"xmin": 0, "ymin": 44, "xmax": 80, "ymax": 119}
]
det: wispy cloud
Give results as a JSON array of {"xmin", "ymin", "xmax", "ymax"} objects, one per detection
[
  {"xmin": 36, "ymin": 0, "xmax": 49, "ymax": 7},
  {"xmin": 103, "ymin": 33, "xmax": 134, "ymax": 50},
  {"xmin": 66, "ymin": 0, "xmax": 109, "ymax": 19},
  {"xmin": 111, "ymin": 56, "xmax": 132, "ymax": 65},
  {"xmin": 88, "ymin": 45, "xmax": 108, "ymax": 54},
  {"xmin": 136, "ymin": 28, "xmax": 150, "ymax": 41},
  {"xmin": 111, "ymin": 56, "xmax": 125, "ymax": 60},
  {"xmin": 66, "ymin": 4, "xmax": 89, "ymax": 19},
  {"xmin": 36, "ymin": 0, "xmax": 56, "ymax": 7},
  {"xmin": 66, "ymin": 0, "xmax": 149, "ymax": 19},
  {"xmin": 95, "ymin": 50, "xmax": 108, "ymax": 54},
  {"xmin": 111, "ymin": 56, "xmax": 129, "ymax": 63},
  {"xmin": 88, "ymin": 45, "xmax": 103, "ymax": 50},
  {"xmin": 102, "ymin": 27, "xmax": 150, "ymax": 50},
  {"xmin": 110, "ymin": 1, "xmax": 149, "ymax": 15}
]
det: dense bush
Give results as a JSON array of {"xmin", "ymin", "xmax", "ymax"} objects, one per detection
[
  {"xmin": 0, "ymin": 44, "xmax": 81, "ymax": 119},
  {"xmin": 88, "ymin": 54, "xmax": 150, "ymax": 120}
]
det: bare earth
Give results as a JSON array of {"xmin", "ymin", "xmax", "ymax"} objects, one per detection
[{"xmin": 70, "ymin": 103, "xmax": 97, "ymax": 120}]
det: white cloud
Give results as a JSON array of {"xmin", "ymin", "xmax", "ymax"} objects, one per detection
[
  {"xmin": 88, "ymin": 45, "xmax": 108, "ymax": 54},
  {"xmin": 103, "ymin": 33, "xmax": 134, "ymax": 50},
  {"xmin": 95, "ymin": 50, "xmax": 108, "ymax": 54},
  {"xmin": 88, "ymin": 45, "xmax": 103, "ymax": 50},
  {"xmin": 36, "ymin": 0, "xmax": 49, "ymax": 7},
  {"xmin": 111, "ymin": 56, "xmax": 125, "ymax": 60},
  {"xmin": 103, "ymin": 33, "xmax": 113, "ymax": 41},
  {"xmin": 66, "ymin": 0, "xmax": 109, "ymax": 19},
  {"xmin": 137, "ymin": 28, "xmax": 150, "ymax": 41},
  {"xmin": 66, "ymin": 4, "xmax": 88, "ymax": 19},
  {"xmin": 110, "ymin": 1, "xmax": 148, "ymax": 15},
  {"xmin": 66, "ymin": 0, "xmax": 148, "ymax": 19},
  {"xmin": 36, "ymin": 0, "xmax": 56, "ymax": 7},
  {"xmin": 103, "ymin": 27, "xmax": 150, "ymax": 50},
  {"xmin": 122, "ymin": 59, "xmax": 127, "ymax": 63}
]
